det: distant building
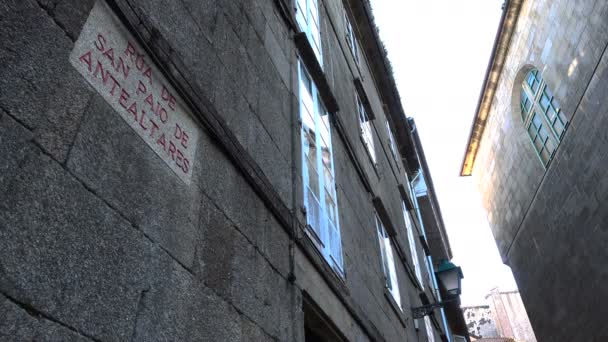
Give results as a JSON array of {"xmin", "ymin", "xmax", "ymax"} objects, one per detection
[
  {"xmin": 463, "ymin": 289, "xmax": 536, "ymax": 342},
  {"xmin": 461, "ymin": 0, "xmax": 608, "ymax": 340},
  {"xmin": 463, "ymin": 305, "xmax": 498, "ymax": 339}
]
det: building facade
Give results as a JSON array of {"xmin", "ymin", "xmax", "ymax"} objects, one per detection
[
  {"xmin": 463, "ymin": 289, "xmax": 536, "ymax": 342},
  {"xmin": 1, "ymin": 0, "xmax": 467, "ymax": 341},
  {"xmin": 461, "ymin": 0, "xmax": 608, "ymax": 341}
]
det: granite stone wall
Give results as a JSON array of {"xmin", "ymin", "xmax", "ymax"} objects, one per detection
[
  {"xmin": 0, "ymin": 0, "xmax": 443, "ymax": 341},
  {"xmin": 471, "ymin": 0, "xmax": 608, "ymax": 340}
]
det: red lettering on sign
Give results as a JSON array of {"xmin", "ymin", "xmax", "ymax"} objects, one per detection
[
  {"xmin": 142, "ymin": 66, "xmax": 152, "ymax": 85},
  {"xmin": 114, "ymin": 56, "xmax": 130, "ymax": 80},
  {"xmin": 182, "ymin": 158, "xmax": 190, "ymax": 174},
  {"xmin": 181, "ymin": 131, "xmax": 189, "ymax": 149},
  {"xmin": 157, "ymin": 133, "xmax": 166, "ymax": 150},
  {"xmin": 161, "ymin": 85, "xmax": 176, "ymax": 111},
  {"xmin": 79, "ymin": 51, "xmax": 93, "ymax": 72},
  {"xmin": 108, "ymin": 74, "xmax": 120, "ymax": 96},
  {"xmin": 124, "ymin": 40, "xmax": 152, "ymax": 84},
  {"xmin": 119, "ymin": 89, "xmax": 130, "ymax": 109},
  {"xmin": 136, "ymin": 80, "xmax": 147, "ymax": 96},
  {"xmin": 93, "ymin": 61, "xmax": 110, "ymax": 85},
  {"xmin": 168, "ymin": 141, "xmax": 177, "ymax": 161},
  {"xmin": 95, "ymin": 33, "xmax": 106, "ymax": 51},
  {"xmin": 149, "ymin": 119, "xmax": 159, "ymax": 138},
  {"xmin": 138, "ymin": 109, "xmax": 148, "ymax": 130},
  {"xmin": 158, "ymin": 107, "xmax": 168, "ymax": 123},
  {"xmin": 175, "ymin": 149, "xmax": 184, "ymax": 168},
  {"xmin": 124, "ymin": 41, "xmax": 136, "ymax": 59},
  {"xmin": 127, "ymin": 102, "xmax": 138, "ymax": 120},
  {"xmin": 102, "ymin": 47, "xmax": 115, "ymax": 65},
  {"xmin": 174, "ymin": 123, "xmax": 189, "ymax": 149}
]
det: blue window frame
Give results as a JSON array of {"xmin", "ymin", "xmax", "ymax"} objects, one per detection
[
  {"xmin": 296, "ymin": 0, "xmax": 322, "ymax": 66},
  {"xmin": 375, "ymin": 213, "xmax": 401, "ymax": 308},
  {"xmin": 520, "ymin": 69, "xmax": 569, "ymax": 167},
  {"xmin": 386, "ymin": 120, "xmax": 399, "ymax": 165},
  {"xmin": 402, "ymin": 200, "xmax": 423, "ymax": 289},
  {"xmin": 357, "ymin": 93, "xmax": 376, "ymax": 164},
  {"xmin": 344, "ymin": 10, "xmax": 359, "ymax": 65},
  {"xmin": 299, "ymin": 60, "xmax": 343, "ymax": 274}
]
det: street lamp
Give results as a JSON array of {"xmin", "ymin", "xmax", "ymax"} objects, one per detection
[
  {"xmin": 436, "ymin": 260, "xmax": 464, "ymax": 297},
  {"xmin": 411, "ymin": 260, "xmax": 464, "ymax": 319}
]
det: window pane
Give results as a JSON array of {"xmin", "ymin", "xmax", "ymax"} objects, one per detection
[
  {"xmin": 544, "ymin": 84, "xmax": 553, "ymax": 99},
  {"xmin": 531, "ymin": 80, "xmax": 540, "ymax": 94},
  {"xmin": 553, "ymin": 119, "xmax": 564, "ymax": 137},
  {"xmin": 532, "ymin": 113, "xmax": 542, "ymax": 128},
  {"xmin": 527, "ymin": 124, "xmax": 537, "ymax": 139},
  {"xmin": 546, "ymin": 105, "xmax": 557, "ymax": 121},
  {"xmin": 385, "ymin": 237, "xmax": 401, "ymax": 308},
  {"xmin": 540, "ymin": 92, "xmax": 550, "ymax": 111},
  {"xmin": 325, "ymin": 188, "xmax": 337, "ymax": 224},
  {"xmin": 362, "ymin": 121, "xmax": 376, "ymax": 162},
  {"xmin": 526, "ymin": 71, "xmax": 536, "ymax": 88},
  {"xmin": 306, "ymin": 188, "xmax": 322, "ymax": 239},
  {"xmin": 376, "ymin": 218, "xmax": 390, "ymax": 280},
  {"xmin": 545, "ymin": 136, "xmax": 556, "ymax": 155},
  {"xmin": 403, "ymin": 202, "xmax": 423, "ymax": 288},
  {"xmin": 539, "ymin": 125, "xmax": 550, "ymax": 140},
  {"xmin": 540, "ymin": 147, "xmax": 550, "ymax": 163},
  {"xmin": 303, "ymin": 126, "xmax": 317, "ymax": 165},
  {"xmin": 534, "ymin": 136, "xmax": 543, "ymax": 152}
]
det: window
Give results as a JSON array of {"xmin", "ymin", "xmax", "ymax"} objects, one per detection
[
  {"xmin": 386, "ymin": 121, "xmax": 399, "ymax": 164},
  {"xmin": 344, "ymin": 10, "xmax": 359, "ymax": 65},
  {"xmin": 296, "ymin": 0, "xmax": 322, "ymax": 66},
  {"xmin": 376, "ymin": 214, "xmax": 401, "ymax": 308},
  {"xmin": 403, "ymin": 201, "xmax": 423, "ymax": 288},
  {"xmin": 424, "ymin": 316, "xmax": 436, "ymax": 342},
  {"xmin": 299, "ymin": 61, "xmax": 343, "ymax": 274},
  {"xmin": 520, "ymin": 69, "xmax": 569, "ymax": 166},
  {"xmin": 357, "ymin": 93, "xmax": 376, "ymax": 163}
]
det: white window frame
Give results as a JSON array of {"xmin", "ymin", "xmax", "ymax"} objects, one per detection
[
  {"xmin": 403, "ymin": 201, "xmax": 423, "ymax": 289},
  {"xmin": 386, "ymin": 120, "xmax": 399, "ymax": 165},
  {"xmin": 375, "ymin": 213, "xmax": 401, "ymax": 308},
  {"xmin": 344, "ymin": 9, "xmax": 359, "ymax": 65},
  {"xmin": 296, "ymin": 0, "xmax": 322, "ymax": 66},
  {"xmin": 424, "ymin": 316, "xmax": 436, "ymax": 342},
  {"xmin": 299, "ymin": 60, "xmax": 343, "ymax": 275},
  {"xmin": 357, "ymin": 93, "xmax": 376, "ymax": 164}
]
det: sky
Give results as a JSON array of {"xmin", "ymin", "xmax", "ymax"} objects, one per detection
[{"xmin": 371, "ymin": 0, "xmax": 518, "ymax": 305}]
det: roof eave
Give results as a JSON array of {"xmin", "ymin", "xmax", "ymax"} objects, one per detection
[{"xmin": 460, "ymin": 0, "xmax": 524, "ymax": 176}]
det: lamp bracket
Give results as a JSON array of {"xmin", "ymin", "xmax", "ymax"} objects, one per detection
[{"xmin": 411, "ymin": 297, "xmax": 459, "ymax": 319}]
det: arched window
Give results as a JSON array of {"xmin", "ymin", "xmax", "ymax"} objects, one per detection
[{"xmin": 520, "ymin": 69, "xmax": 569, "ymax": 166}]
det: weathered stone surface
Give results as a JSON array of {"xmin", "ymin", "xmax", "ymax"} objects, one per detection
[
  {"xmin": 0, "ymin": 0, "xmax": 93, "ymax": 162},
  {"xmin": 471, "ymin": 0, "xmax": 608, "ymax": 340},
  {"xmin": 0, "ymin": 0, "xmax": 447, "ymax": 341},
  {"xmin": 133, "ymin": 250, "xmax": 242, "ymax": 342},
  {"xmin": 0, "ymin": 121, "xmax": 150, "ymax": 341},
  {"xmin": 37, "ymin": 0, "xmax": 95, "ymax": 41},
  {"xmin": 0, "ymin": 295, "xmax": 91, "ymax": 342},
  {"xmin": 67, "ymin": 95, "xmax": 201, "ymax": 269}
]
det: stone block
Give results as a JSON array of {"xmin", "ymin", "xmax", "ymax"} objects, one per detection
[
  {"xmin": 133, "ymin": 250, "xmax": 242, "ymax": 342},
  {"xmin": 0, "ymin": 115, "xmax": 150, "ymax": 341},
  {"xmin": 0, "ymin": 295, "xmax": 91, "ymax": 342},
  {"xmin": 40, "ymin": 0, "xmax": 95, "ymax": 41},
  {"xmin": 0, "ymin": 0, "xmax": 93, "ymax": 162},
  {"xmin": 194, "ymin": 198, "xmax": 237, "ymax": 298},
  {"xmin": 67, "ymin": 95, "xmax": 201, "ymax": 269}
]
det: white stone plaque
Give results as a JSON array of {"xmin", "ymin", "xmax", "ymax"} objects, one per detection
[{"xmin": 70, "ymin": 1, "xmax": 199, "ymax": 184}]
